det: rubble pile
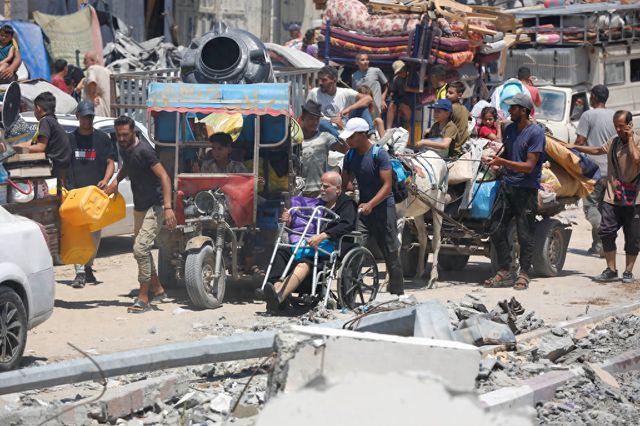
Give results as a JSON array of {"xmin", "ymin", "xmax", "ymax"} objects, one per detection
[
  {"xmin": 537, "ymin": 369, "xmax": 640, "ymax": 425},
  {"xmin": 447, "ymin": 294, "xmax": 545, "ymax": 348},
  {"xmin": 477, "ymin": 314, "xmax": 640, "ymax": 393},
  {"xmin": 103, "ymin": 31, "xmax": 185, "ymax": 73}
]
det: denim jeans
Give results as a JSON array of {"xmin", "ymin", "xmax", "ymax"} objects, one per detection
[{"xmin": 582, "ymin": 177, "xmax": 606, "ymax": 250}]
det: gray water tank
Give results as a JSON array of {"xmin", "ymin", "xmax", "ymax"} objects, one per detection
[{"xmin": 180, "ymin": 27, "xmax": 274, "ymax": 84}]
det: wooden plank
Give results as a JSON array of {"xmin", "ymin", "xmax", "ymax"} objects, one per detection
[
  {"xmin": 8, "ymin": 166, "xmax": 52, "ymax": 178},
  {"xmin": 5, "ymin": 153, "xmax": 47, "ymax": 163}
]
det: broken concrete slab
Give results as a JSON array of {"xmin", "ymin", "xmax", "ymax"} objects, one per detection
[
  {"xmin": 413, "ymin": 300, "xmax": 455, "ymax": 340},
  {"xmin": 537, "ymin": 334, "xmax": 575, "ymax": 362},
  {"xmin": 584, "ymin": 364, "xmax": 620, "ymax": 389},
  {"xmin": 454, "ymin": 316, "xmax": 516, "ymax": 347},
  {"xmin": 268, "ymin": 326, "xmax": 482, "ymax": 396},
  {"xmin": 258, "ymin": 371, "xmax": 534, "ymax": 426}
]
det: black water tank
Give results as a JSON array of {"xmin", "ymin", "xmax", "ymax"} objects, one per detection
[{"xmin": 180, "ymin": 27, "xmax": 274, "ymax": 84}]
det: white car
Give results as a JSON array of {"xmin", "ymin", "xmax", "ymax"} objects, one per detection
[
  {"xmin": 23, "ymin": 113, "xmax": 154, "ymax": 237},
  {"xmin": 0, "ymin": 206, "xmax": 55, "ymax": 371}
]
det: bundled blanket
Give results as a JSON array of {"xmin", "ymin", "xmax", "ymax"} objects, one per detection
[{"xmin": 326, "ymin": 0, "xmax": 420, "ymax": 36}]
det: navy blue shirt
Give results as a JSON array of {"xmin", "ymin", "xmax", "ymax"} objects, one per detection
[
  {"xmin": 343, "ymin": 145, "xmax": 394, "ymax": 210},
  {"xmin": 501, "ymin": 122, "xmax": 546, "ymax": 189}
]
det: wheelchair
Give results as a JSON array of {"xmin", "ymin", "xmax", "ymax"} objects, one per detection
[{"xmin": 261, "ymin": 205, "xmax": 380, "ymax": 310}]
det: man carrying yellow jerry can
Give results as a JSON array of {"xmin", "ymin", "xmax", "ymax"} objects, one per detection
[{"xmin": 67, "ymin": 101, "xmax": 116, "ymax": 287}]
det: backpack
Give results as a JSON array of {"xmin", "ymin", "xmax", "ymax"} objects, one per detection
[{"xmin": 346, "ymin": 145, "xmax": 409, "ymax": 204}]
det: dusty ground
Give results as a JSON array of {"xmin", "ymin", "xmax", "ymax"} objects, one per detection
[{"xmin": 24, "ymin": 206, "xmax": 640, "ymax": 365}]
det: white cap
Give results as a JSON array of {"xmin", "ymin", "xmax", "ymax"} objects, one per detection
[{"xmin": 339, "ymin": 117, "xmax": 370, "ymax": 140}]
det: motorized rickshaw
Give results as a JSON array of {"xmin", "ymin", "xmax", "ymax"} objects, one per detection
[{"xmin": 146, "ymin": 81, "xmax": 296, "ymax": 309}]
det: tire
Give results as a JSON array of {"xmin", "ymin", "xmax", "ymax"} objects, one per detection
[
  {"xmin": 158, "ymin": 247, "xmax": 178, "ymax": 288},
  {"xmin": 184, "ymin": 245, "xmax": 226, "ymax": 309},
  {"xmin": 337, "ymin": 247, "xmax": 379, "ymax": 310},
  {"xmin": 438, "ymin": 254, "xmax": 470, "ymax": 271},
  {"xmin": 0, "ymin": 287, "xmax": 27, "ymax": 372},
  {"xmin": 532, "ymin": 219, "xmax": 569, "ymax": 277}
]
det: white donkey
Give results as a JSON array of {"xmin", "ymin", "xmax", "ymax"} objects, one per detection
[{"xmin": 379, "ymin": 129, "xmax": 448, "ymax": 288}]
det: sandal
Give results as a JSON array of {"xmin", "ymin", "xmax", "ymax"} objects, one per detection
[
  {"xmin": 151, "ymin": 292, "xmax": 168, "ymax": 303},
  {"xmin": 513, "ymin": 273, "xmax": 530, "ymax": 290},
  {"xmin": 484, "ymin": 270, "xmax": 514, "ymax": 288},
  {"xmin": 127, "ymin": 299, "xmax": 151, "ymax": 314}
]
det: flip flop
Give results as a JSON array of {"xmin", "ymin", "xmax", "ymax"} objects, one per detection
[
  {"xmin": 151, "ymin": 292, "xmax": 168, "ymax": 303},
  {"xmin": 128, "ymin": 299, "xmax": 151, "ymax": 314}
]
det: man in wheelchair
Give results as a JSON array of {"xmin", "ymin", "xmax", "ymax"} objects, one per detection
[{"xmin": 263, "ymin": 171, "xmax": 357, "ymax": 311}]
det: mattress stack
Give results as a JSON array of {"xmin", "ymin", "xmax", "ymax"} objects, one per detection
[{"xmin": 318, "ymin": 0, "xmax": 505, "ymax": 69}]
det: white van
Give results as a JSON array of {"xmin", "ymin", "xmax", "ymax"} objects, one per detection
[{"xmin": 534, "ymin": 42, "xmax": 640, "ymax": 142}]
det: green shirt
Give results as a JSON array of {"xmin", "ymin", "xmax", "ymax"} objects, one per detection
[{"xmin": 429, "ymin": 120, "xmax": 460, "ymax": 158}]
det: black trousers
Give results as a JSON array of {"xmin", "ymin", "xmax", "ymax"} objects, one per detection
[
  {"xmin": 599, "ymin": 202, "xmax": 640, "ymax": 256},
  {"xmin": 490, "ymin": 185, "xmax": 538, "ymax": 274},
  {"xmin": 359, "ymin": 204, "xmax": 404, "ymax": 291}
]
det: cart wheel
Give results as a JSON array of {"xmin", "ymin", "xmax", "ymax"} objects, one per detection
[
  {"xmin": 532, "ymin": 219, "xmax": 569, "ymax": 277},
  {"xmin": 158, "ymin": 247, "xmax": 178, "ymax": 288},
  {"xmin": 438, "ymin": 254, "xmax": 470, "ymax": 271},
  {"xmin": 490, "ymin": 220, "xmax": 519, "ymax": 274},
  {"xmin": 338, "ymin": 247, "xmax": 379, "ymax": 310},
  {"xmin": 184, "ymin": 245, "xmax": 226, "ymax": 309}
]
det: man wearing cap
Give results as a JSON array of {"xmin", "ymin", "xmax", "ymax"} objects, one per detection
[
  {"xmin": 484, "ymin": 93, "xmax": 546, "ymax": 290},
  {"xmin": 341, "ymin": 117, "xmax": 404, "ymax": 295},
  {"xmin": 352, "ymin": 52, "xmax": 389, "ymax": 120},
  {"xmin": 299, "ymin": 100, "xmax": 345, "ymax": 197},
  {"xmin": 518, "ymin": 67, "xmax": 542, "ymax": 117},
  {"xmin": 68, "ymin": 101, "xmax": 117, "ymax": 288},
  {"xmin": 415, "ymin": 99, "xmax": 460, "ymax": 157},
  {"xmin": 307, "ymin": 65, "xmax": 374, "ymax": 140},
  {"xmin": 575, "ymin": 85, "xmax": 616, "ymax": 257},
  {"xmin": 387, "ymin": 60, "xmax": 412, "ymax": 130},
  {"xmin": 284, "ymin": 23, "xmax": 303, "ymax": 50}
]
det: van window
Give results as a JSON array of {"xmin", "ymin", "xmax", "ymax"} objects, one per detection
[
  {"xmin": 631, "ymin": 59, "xmax": 640, "ymax": 82},
  {"xmin": 538, "ymin": 89, "xmax": 566, "ymax": 121},
  {"xmin": 570, "ymin": 93, "xmax": 588, "ymax": 122},
  {"xmin": 604, "ymin": 62, "xmax": 625, "ymax": 85}
]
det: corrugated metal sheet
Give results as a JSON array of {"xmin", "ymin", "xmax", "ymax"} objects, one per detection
[
  {"xmin": 146, "ymin": 82, "xmax": 291, "ymax": 116},
  {"xmin": 266, "ymin": 43, "xmax": 324, "ymax": 69}
]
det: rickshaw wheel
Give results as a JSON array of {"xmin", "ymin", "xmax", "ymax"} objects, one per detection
[
  {"xmin": 337, "ymin": 247, "xmax": 379, "ymax": 310},
  {"xmin": 185, "ymin": 245, "xmax": 226, "ymax": 309}
]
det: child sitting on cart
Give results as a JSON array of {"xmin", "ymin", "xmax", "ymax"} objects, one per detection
[
  {"xmin": 201, "ymin": 132, "xmax": 248, "ymax": 173},
  {"xmin": 263, "ymin": 171, "xmax": 357, "ymax": 312}
]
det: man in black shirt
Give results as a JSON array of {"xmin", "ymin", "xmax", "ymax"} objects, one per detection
[
  {"xmin": 68, "ymin": 101, "xmax": 116, "ymax": 288},
  {"xmin": 106, "ymin": 115, "xmax": 176, "ymax": 313},
  {"xmin": 15, "ymin": 91, "xmax": 71, "ymax": 184}
]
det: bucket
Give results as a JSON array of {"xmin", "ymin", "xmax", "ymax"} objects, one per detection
[
  {"xmin": 89, "ymin": 193, "xmax": 126, "ymax": 232},
  {"xmin": 59, "ymin": 222, "xmax": 96, "ymax": 265},
  {"xmin": 60, "ymin": 186, "xmax": 109, "ymax": 225}
]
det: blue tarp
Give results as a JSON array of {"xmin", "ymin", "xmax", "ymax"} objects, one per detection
[
  {"xmin": 0, "ymin": 21, "xmax": 50, "ymax": 81},
  {"xmin": 146, "ymin": 82, "xmax": 291, "ymax": 117}
]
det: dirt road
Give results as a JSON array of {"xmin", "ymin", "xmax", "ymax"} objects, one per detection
[{"xmin": 25, "ymin": 206, "xmax": 639, "ymax": 365}]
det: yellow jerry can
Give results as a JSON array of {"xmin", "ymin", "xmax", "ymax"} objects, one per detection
[
  {"xmin": 89, "ymin": 193, "xmax": 126, "ymax": 232},
  {"xmin": 59, "ymin": 186, "xmax": 109, "ymax": 225},
  {"xmin": 59, "ymin": 222, "xmax": 95, "ymax": 265}
]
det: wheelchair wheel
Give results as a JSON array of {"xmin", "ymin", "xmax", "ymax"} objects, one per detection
[{"xmin": 337, "ymin": 247, "xmax": 379, "ymax": 309}]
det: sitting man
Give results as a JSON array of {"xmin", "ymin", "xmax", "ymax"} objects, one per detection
[
  {"xmin": 307, "ymin": 65, "xmax": 374, "ymax": 140},
  {"xmin": 414, "ymin": 99, "xmax": 459, "ymax": 158},
  {"xmin": 201, "ymin": 132, "xmax": 248, "ymax": 173},
  {"xmin": 263, "ymin": 171, "xmax": 357, "ymax": 311}
]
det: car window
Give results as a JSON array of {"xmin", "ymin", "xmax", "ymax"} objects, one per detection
[
  {"xmin": 537, "ymin": 89, "xmax": 566, "ymax": 122},
  {"xmin": 569, "ymin": 93, "xmax": 588, "ymax": 122}
]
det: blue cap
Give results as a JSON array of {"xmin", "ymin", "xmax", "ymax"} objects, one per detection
[{"xmin": 428, "ymin": 99, "xmax": 452, "ymax": 113}]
